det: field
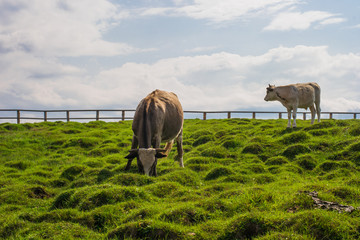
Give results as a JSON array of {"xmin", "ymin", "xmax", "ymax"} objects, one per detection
[{"xmin": 1, "ymin": 118, "xmax": 360, "ymax": 239}]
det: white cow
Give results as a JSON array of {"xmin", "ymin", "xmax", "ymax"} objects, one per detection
[{"xmin": 264, "ymin": 82, "xmax": 321, "ymax": 128}]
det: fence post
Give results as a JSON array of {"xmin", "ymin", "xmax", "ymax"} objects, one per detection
[
  {"xmin": 203, "ymin": 112, "xmax": 207, "ymax": 120},
  {"xmin": 354, "ymin": 113, "xmax": 357, "ymax": 119},
  {"xmin": 17, "ymin": 110, "xmax": 20, "ymax": 124},
  {"xmin": 279, "ymin": 113, "xmax": 282, "ymax": 119},
  {"xmin": 96, "ymin": 110, "xmax": 100, "ymax": 121},
  {"xmin": 122, "ymin": 110, "xmax": 125, "ymax": 121},
  {"xmin": 227, "ymin": 112, "xmax": 231, "ymax": 119},
  {"xmin": 252, "ymin": 112, "xmax": 256, "ymax": 119},
  {"xmin": 329, "ymin": 113, "xmax": 333, "ymax": 120},
  {"xmin": 303, "ymin": 113, "xmax": 306, "ymax": 120},
  {"xmin": 66, "ymin": 111, "xmax": 70, "ymax": 122},
  {"xmin": 44, "ymin": 111, "xmax": 47, "ymax": 122}
]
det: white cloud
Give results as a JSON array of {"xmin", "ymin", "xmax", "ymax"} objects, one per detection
[
  {"xmin": 0, "ymin": 0, "xmax": 146, "ymax": 57},
  {"xmin": 320, "ymin": 17, "xmax": 346, "ymax": 26},
  {"xmin": 139, "ymin": 7, "xmax": 174, "ymax": 17},
  {"xmin": 349, "ymin": 24, "xmax": 360, "ymax": 29},
  {"xmin": 186, "ymin": 46, "xmax": 220, "ymax": 53},
  {"xmin": 323, "ymin": 98, "xmax": 360, "ymax": 112},
  {"xmin": 139, "ymin": 0, "xmax": 299, "ymax": 23},
  {"xmin": 135, "ymin": 1, "xmax": 347, "ymax": 32},
  {"xmin": 1, "ymin": 45, "xmax": 360, "ymax": 111},
  {"xmin": 91, "ymin": 46, "xmax": 360, "ymax": 111},
  {"xmin": 178, "ymin": 0, "xmax": 298, "ymax": 23},
  {"xmin": 264, "ymin": 11, "xmax": 345, "ymax": 31},
  {"xmin": 136, "ymin": 0, "xmax": 347, "ymax": 32}
]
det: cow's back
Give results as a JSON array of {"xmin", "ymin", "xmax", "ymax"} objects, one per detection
[
  {"xmin": 289, "ymin": 83, "xmax": 315, "ymax": 108},
  {"xmin": 132, "ymin": 90, "xmax": 183, "ymax": 147}
]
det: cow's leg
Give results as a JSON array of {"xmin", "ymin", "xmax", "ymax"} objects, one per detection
[
  {"xmin": 164, "ymin": 140, "xmax": 174, "ymax": 156},
  {"xmin": 176, "ymin": 130, "xmax": 184, "ymax": 168},
  {"xmin": 287, "ymin": 109, "xmax": 292, "ymax": 128},
  {"xmin": 153, "ymin": 134, "xmax": 161, "ymax": 148},
  {"xmin": 136, "ymin": 158, "xmax": 144, "ymax": 174},
  {"xmin": 151, "ymin": 135, "xmax": 162, "ymax": 177},
  {"xmin": 315, "ymin": 101, "xmax": 321, "ymax": 122},
  {"xmin": 292, "ymin": 107, "xmax": 297, "ymax": 128},
  {"xmin": 125, "ymin": 135, "xmax": 138, "ymax": 171},
  {"xmin": 309, "ymin": 105, "xmax": 316, "ymax": 124},
  {"xmin": 152, "ymin": 158, "xmax": 158, "ymax": 177}
]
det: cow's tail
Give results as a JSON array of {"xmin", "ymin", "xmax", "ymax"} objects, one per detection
[{"xmin": 309, "ymin": 82, "xmax": 321, "ymax": 121}]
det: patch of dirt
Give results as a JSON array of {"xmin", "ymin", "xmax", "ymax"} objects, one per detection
[{"xmin": 305, "ymin": 191, "xmax": 355, "ymax": 213}]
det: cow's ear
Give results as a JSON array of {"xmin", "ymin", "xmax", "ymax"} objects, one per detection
[
  {"xmin": 155, "ymin": 152, "xmax": 167, "ymax": 158},
  {"xmin": 125, "ymin": 149, "xmax": 138, "ymax": 159}
]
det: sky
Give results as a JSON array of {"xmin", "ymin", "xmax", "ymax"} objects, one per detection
[{"xmin": 1, "ymin": 0, "xmax": 360, "ymax": 113}]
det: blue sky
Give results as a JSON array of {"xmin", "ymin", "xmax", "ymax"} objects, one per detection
[{"xmin": 1, "ymin": 0, "xmax": 360, "ymax": 112}]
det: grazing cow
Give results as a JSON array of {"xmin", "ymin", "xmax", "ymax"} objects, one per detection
[
  {"xmin": 264, "ymin": 82, "xmax": 321, "ymax": 128},
  {"xmin": 125, "ymin": 89, "xmax": 184, "ymax": 176}
]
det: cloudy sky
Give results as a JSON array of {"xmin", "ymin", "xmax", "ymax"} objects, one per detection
[{"xmin": 1, "ymin": 0, "xmax": 360, "ymax": 113}]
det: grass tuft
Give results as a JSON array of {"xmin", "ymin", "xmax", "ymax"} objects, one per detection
[
  {"xmin": 242, "ymin": 143, "xmax": 263, "ymax": 154},
  {"xmin": 205, "ymin": 167, "xmax": 234, "ymax": 180},
  {"xmin": 64, "ymin": 137, "xmax": 99, "ymax": 148},
  {"xmin": 295, "ymin": 154, "xmax": 317, "ymax": 170},
  {"xmin": 222, "ymin": 138, "xmax": 243, "ymax": 149},
  {"xmin": 108, "ymin": 173, "xmax": 154, "ymax": 186},
  {"xmin": 193, "ymin": 135, "xmax": 215, "ymax": 147},
  {"xmin": 349, "ymin": 142, "xmax": 360, "ymax": 152},
  {"xmin": 265, "ymin": 156, "xmax": 289, "ymax": 166},
  {"xmin": 5, "ymin": 161, "xmax": 28, "ymax": 170},
  {"xmin": 51, "ymin": 190, "xmax": 75, "ymax": 210},
  {"xmin": 201, "ymin": 146, "xmax": 228, "ymax": 158},
  {"xmin": 281, "ymin": 131, "xmax": 310, "ymax": 144},
  {"xmin": 160, "ymin": 205, "xmax": 209, "ymax": 225},
  {"xmin": 282, "ymin": 144, "xmax": 311, "ymax": 159},
  {"xmin": 317, "ymin": 161, "xmax": 339, "ymax": 172},
  {"xmin": 349, "ymin": 126, "xmax": 360, "ymax": 136},
  {"xmin": 108, "ymin": 220, "xmax": 185, "ymax": 240},
  {"xmin": 219, "ymin": 213, "xmax": 271, "ymax": 240},
  {"xmin": 60, "ymin": 165, "xmax": 86, "ymax": 181}
]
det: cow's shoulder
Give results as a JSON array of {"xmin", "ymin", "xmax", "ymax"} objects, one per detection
[{"xmin": 277, "ymin": 84, "xmax": 298, "ymax": 93}]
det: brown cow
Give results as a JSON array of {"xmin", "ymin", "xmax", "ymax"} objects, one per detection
[
  {"xmin": 264, "ymin": 82, "xmax": 321, "ymax": 128},
  {"xmin": 125, "ymin": 89, "xmax": 184, "ymax": 176}
]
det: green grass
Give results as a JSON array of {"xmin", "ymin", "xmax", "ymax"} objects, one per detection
[{"xmin": 1, "ymin": 119, "xmax": 360, "ymax": 239}]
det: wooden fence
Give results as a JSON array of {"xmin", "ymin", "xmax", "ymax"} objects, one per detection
[{"xmin": 0, "ymin": 109, "xmax": 359, "ymax": 124}]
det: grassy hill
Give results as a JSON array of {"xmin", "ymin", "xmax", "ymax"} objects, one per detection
[{"xmin": 1, "ymin": 118, "xmax": 360, "ymax": 239}]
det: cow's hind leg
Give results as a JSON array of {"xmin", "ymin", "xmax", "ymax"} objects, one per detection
[
  {"xmin": 176, "ymin": 130, "xmax": 184, "ymax": 167},
  {"xmin": 292, "ymin": 107, "xmax": 297, "ymax": 128},
  {"xmin": 287, "ymin": 109, "xmax": 292, "ymax": 128},
  {"xmin": 125, "ymin": 135, "xmax": 138, "ymax": 171},
  {"xmin": 315, "ymin": 101, "xmax": 321, "ymax": 122},
  {"xmin": 309, "ymin": 105, "xmax": 315, "ymax": 125}
]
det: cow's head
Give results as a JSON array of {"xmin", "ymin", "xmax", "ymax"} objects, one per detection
[
  {"xmin": 125, "ymin": 148, "xmax": 167, "ymax": 176},
  {"xmin": 264, "ymin": 84, "xmax": 276, "ymax": 101}
]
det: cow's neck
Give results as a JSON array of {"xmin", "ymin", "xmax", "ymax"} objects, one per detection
[{"xmin": 276, "ymin": 91, "xmax": 287, "ymax": 103}]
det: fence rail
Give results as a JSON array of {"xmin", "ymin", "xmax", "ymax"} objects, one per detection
[{"xmin": 0, "ymin": 109, "xmax": 359, "ymax": 124}]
